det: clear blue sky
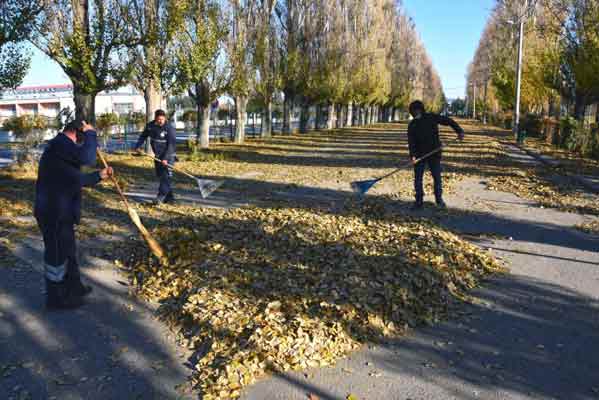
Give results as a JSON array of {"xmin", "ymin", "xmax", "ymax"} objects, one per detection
[
  {"xmin": 403, "ymin": 0, "xmax": 495, "ymax": 99},
  {"xmin": 23, "ymin": 0, "xmax": 495, "ymax": 99}
]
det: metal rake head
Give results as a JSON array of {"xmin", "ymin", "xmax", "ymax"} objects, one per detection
[
  {"xmin": 350, "ymin": 179, "xmax": 380, "ymax": 196},
  {"xmin": 196, "ymin": 178, "xmax": 224, "ymax": 199}
]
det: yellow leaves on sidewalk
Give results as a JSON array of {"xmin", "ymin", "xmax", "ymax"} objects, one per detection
[{"xmin": 124, "ymin": 204, "xmax": 504, "ymax": 399}]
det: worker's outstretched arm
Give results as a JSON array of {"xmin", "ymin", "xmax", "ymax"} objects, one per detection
[{"xmin": 435, "ymin": 114, "xmax": 465, "ymax": 140}]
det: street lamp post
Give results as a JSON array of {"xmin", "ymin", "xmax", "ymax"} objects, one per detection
[{"xmin": 513, "ymin": 18, "xmax": 524, "ymax": 139}]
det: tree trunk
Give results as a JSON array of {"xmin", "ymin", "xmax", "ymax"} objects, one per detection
[
  {"xmin": 574, "ymin": 94, "xmax": 588, "ymax": 122},
  {"xmin": 359, "ymin": 105, "xmax": 364, "ymax": 125},
  {"xmin": 235, "ymin": 95, "xmax": 247, "ymax": 144},
  {"xmin": 197, "ymin": 103, "xmax": 210, "ymax": 149},
  {"xmin": 262, "ymin": 99, "xmax": 272, "ymax": 138},
  {"xmin": 347, "ymin": 102, "xmax": 353, "ymax": 127},
  {"xmin": 360, "ymin": 105, "xmax": 365, "ymax": 126},
  {"xmin": 283, "ymin": 91, "xmax": 292, "ymax": 134},
  {"xmin": 73, "ymin": 86, "xmax": 96, "ymax": 124},
  {"xmin": 143, "ymin": 85, "xmax": 161, "ymax": 155},
  {"xmin": 299, "ymin": 102, "xmax": 309, "ymax": 134},
  {"xmin": 327, "ymin": 102, "xmax": 336, "ymax": 130}
]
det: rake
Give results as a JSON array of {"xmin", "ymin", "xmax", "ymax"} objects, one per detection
[
  {"xmin": 96, "ymin": 149, "xmax": 166, "ymax": 260},
  {"xmin": 141, "ymin": 153, "xmax": 224, "ymax": 199},
  {"xmin": 350, "ymin": 146, "xmax": 443, "ymax": 195}
]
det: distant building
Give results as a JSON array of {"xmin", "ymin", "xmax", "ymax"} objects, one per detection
[{"xmin": 0, "ymin": 84, "xmax": 146, "ymax": 123}]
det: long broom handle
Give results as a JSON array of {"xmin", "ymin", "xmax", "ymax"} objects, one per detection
[
  {"xmin": 96, "ymin": 149, "xmax": 131, "ymax": 208},
  {"xmin": 140, "ymin": 153, "xmax": 199, "ymax": 180},
  {"xmin": 377, "ymin": 146, "xmax": 444, "ymax": 181}
]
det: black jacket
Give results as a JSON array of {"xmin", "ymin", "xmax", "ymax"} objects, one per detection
[
  {"xmin": 134, "ymin": 121, "xmax": 176, "ymax": 160},
  {"xmin": 407, "ymin": 113, "xmax": 463, "ymax": 158},
  {"xmin": 34, "ymin": 131, "xmax": 101, "ymax": 224}
]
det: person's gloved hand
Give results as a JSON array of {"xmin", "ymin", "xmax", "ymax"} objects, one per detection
[
  {"xmin": 100, "ymin": 167, "xmax": 114, "ymax": 180},
  {"xmin": 457, "ymin": 130, "xmax": 465, "ymax": 141}
]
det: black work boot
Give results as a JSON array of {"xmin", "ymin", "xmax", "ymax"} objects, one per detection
[
  {"xmin": 436, "ymin": 199, "xmax": 447, "ymax": 209},
  {"xmin": 153, "ymin": 194, "xmax": 167, "ymax": 205},
  {"xmin": 164, "ymin": 191, "xmax": 176, "ymax": 205},
  {"xmin": 410, "ymin": 201, "xmax": 424, "ymax": 211},
  {"xmin": 68, "ymin": 281, "xmax": 93, "ymax": 297},
  {"xmin": 65, "ymin": 269, "xmax": 93, "ymax": 297},
  {"xmin": 45, "ymin": 279, "xmax": 85, "ymax": 310}
]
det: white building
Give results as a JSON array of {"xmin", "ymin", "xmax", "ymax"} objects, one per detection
[{"xmin": 0, "ymin": 84, "xmax": 146, "ymax": 123}]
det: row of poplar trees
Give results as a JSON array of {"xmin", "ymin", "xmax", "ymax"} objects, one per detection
[
  {"xmin": 0, "ymin": 0, "xmax": 444, "ymax": 148},
  {"xmin": 467, "ymin": 0, "xmax": 599, "ymax": 123}
]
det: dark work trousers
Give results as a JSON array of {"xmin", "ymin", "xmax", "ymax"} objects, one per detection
[
  {"xmin": 154, "ymin": 159, "xmax": 174, "ymax": 197},
  {"xmin": 36, "ymin": 217, "xmax": 83, "ymax": 292},
  {"xmin": 413, "ymin": 154, "xmax": 443, "ymax": 204}
]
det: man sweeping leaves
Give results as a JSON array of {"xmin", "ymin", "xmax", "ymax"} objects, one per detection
[
  {"xmin": 407, "ymin": 100, "xmax": 464, "ymax": 210},
  {"xmin": 134, "ymin": 109, "xmax": 177, "ymax": 205},
  {"xmin": 34, "ymin": 120, "xmax": 113, "ymax": 310}
]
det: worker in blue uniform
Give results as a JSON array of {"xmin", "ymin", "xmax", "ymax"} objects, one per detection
[
  {"xmin": 134, "ymin": 109, "xmax": 177, "ymax": 204},
  {"xmin": 34, "ymin": 120, "xmax": 113, "ymax": 309}
]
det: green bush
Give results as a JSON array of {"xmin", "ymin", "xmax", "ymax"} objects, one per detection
[
  {"xmin": 559, "ymin": 116, "xmax": 578, "ymax": 147},
  {"xmin": 2, "ymin": 115, "xmax": 49, "ymax": 166},
  {"xmin": 96, "ymin": 112, "xmax": 120, "ymax": 134},
  {"xmin": 522, "ymin": 114, "xmax": 542, "ymax": 137},
  {"xmin": 566, "ymin": 122, "xmax": 599, "ymax": 159},
  {"xmin": 182, "ymin": 110, "xmax": 198, "ymax": 123},
  {"xmin": 2, "ymin": 115, "xmax": 47, "ymax": 138},
  {"xmin": 123, "ymin": 111, "xmax": 147, "ymax": 130}
]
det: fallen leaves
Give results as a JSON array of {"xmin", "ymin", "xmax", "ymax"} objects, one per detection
[
  {"xmin": 488, "ymin": 164, "xmax": 598, "ymax": 216},
  {"xmin": 123, "ymin": 203, "xmax": 504, "ymax": 399},
  {"xmin": 575, "ymin": 220, "xmax": 599, "ymax": 235}
]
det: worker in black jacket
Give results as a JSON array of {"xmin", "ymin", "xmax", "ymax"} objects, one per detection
[
  {"xmin": 134, "ymin": 109, "xmax": 177, "ymax": 205},
  {"xmin": 34, "ymin": 120, "xmax": 113, "ymax": 309},
  {"xmin": 407, "ymin": 100, "xmax": 464, "ymax": 210}
]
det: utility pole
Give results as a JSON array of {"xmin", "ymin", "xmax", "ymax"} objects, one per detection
[
  {"xmin": 513, "ymin": 18, "xmax": 524, "ymax": 139},
  {"xmin": 483, "ymin": 79, "xmax": 489, "ymax": 124}
]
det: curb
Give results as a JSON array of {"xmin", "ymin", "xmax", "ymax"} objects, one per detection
[{"xmin": 508, "ymin": 141, "xmax": 599, "ymax": 194}]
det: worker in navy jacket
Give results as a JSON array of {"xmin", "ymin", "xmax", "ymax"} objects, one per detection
[
  {"xmin": 407, "ymin": 100, "xmax": 464, "ymax": 210},
  {"xmin": 34, "ymin": 120, "xmax": 113, "ymax": 309},
  {"xmin": 134, "ymin": 109, "xmax": 177, "ymax": 204}
]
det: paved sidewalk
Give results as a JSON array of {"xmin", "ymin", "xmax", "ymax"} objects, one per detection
[
  {"xmin": 0, "ymin": 235, "xmax": 197, "ymax": 400},
  {"xmin": 241, "ymin": 177, "xmax": 599, "ymax": 400},
  {"xmin": 513, "ymin": 142, "xmax": 599, "ymax": 193}
]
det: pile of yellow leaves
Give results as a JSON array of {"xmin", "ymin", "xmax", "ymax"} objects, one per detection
[
  {"xmin": 123, "ymin": 203, "xmax": 505, "ymax": 399},
  {"xmin": 576, "ymin": 220, "xmax": 599, "ymax": 235}
]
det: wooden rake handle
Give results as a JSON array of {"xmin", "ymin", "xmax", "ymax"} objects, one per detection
[{"xmin": 96, "ymin": 149, "xmax": 130, "ymax": 208}]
